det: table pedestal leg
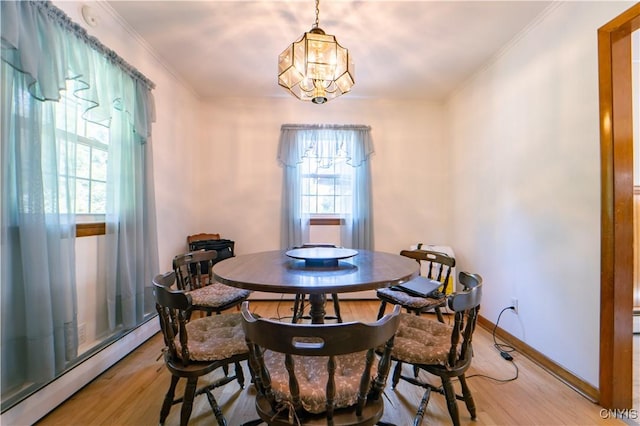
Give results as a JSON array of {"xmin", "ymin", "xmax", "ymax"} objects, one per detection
[{"xmin": 308, "ymin": 294, "xmax": 327, "ymax": 324}]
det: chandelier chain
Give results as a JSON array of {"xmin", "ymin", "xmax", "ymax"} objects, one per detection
[{"xmin": 313, "ymin": 0, "xmax": 320, "ymax": 29}]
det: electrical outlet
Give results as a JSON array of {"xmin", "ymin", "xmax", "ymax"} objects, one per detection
[{"xmin": 510, "ymin": 298, "xmax": 518, "ymax": 314}]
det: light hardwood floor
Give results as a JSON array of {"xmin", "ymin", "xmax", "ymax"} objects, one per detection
[{"xmin": 37, "ymin": 301, "xmax": 635, "ymax": 426}]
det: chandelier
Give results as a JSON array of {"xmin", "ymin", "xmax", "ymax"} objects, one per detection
[{"xmin": 278, "ymin": 0, "xmax": 355, "ymax": 104}]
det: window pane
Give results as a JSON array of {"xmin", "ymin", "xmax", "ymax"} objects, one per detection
[
  {"xmin": 54, "ymin": 84, "xmax": 111, "ymax": 219},
  {"xmin": 317, "ymin": 177, "xmax": 334, "ymax": 195},
  {"xmin": 317, "ymin": 195, "xmax": 334, "ymax": 214},
  {"xmin": 76, "ymin": 179, "xmax": 90, "ymax": 213},
  {"xmin": 300, "ymin": 145, "xmax": 356, "ymax": 215},
  {"xmin": 76, "ymin": 145, "xmax": 91, "ymax": 179},
  {"xmin": 92, "ymin": 149, "xmax": 107, "ymax": 182},
  {"xmin": 336, "ymin": 176, "xmax": 351, "ymax": 195},
  {"xmin": 91, "ymin": 181, "xmax": 106, "ymax": 214}
]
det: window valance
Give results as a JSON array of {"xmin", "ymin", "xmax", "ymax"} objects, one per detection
[
  {"xmin": 1, "ymin": 0, "xmax": 155, "ymax": 139},
  {"xmin": 278, "ymin": 124, "xmax": 374, "ymax": 168}
]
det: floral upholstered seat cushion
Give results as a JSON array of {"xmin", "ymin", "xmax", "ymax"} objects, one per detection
[
  {"xmin": 175, "ymin": 312, "xmax": 248, "ymax": 362},
  {"xmin": 376, "ymin": 287, "xmax": 445, "ymax": 310},
  {"xmin": 263, "ymin": 350, "xmax": 377, "ymax": 414},
  {"xmin": 186, "ymin": 282, "xmax": 251, "ymax": 308},
  {"xmin": 391, "ymin": 313, "xmax": 453, "ymax": 365}
]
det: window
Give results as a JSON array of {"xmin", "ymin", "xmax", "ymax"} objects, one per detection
[
  {"xmin": 300, "ymin": 149, "xmax": 354, "ymax": 216},
  {"xmin": 278, "ymin": 124, "xmax": 374, "ymax": 249},
  {"xmin": 1, "ymin": 1, "xmax": 158, "ymax": 414},
  {"xmin": 55, "ymin": 82, "xmax": 109, "ymax": 218}
]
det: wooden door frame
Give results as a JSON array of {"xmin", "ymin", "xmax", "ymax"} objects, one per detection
[{"xmin": 598, "ymin": 2, "xmax": 640, "ymax": 409}]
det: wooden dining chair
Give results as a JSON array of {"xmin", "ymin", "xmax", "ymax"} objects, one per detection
[
  {"xmin": 240, "ymin": 301, "xmax": 401, "ymax": 426},
  {"xmin": 186, "ymin": 233, "xmax": 235, "ymax": 261},
  {"xmin": 376, "ymin": 249, "xmax": 455, "ymax": 322},
  {"xmin": 291, "ymin": 243, "xmax": 343, "ymax": 324},
  {"xmin": 153, "ymin": 272, "xmax": 249, "ymax": 426},
  {"xmin": 387, "ymin": 273, "xmax": 483, "ymax": 426},
  {"xmin": 187, "ymin": 232, "xmax": 221, "ymax": 246},
  {"xmin": 173, "ymin": 249, "xmax": 251, "ymax": 317}
]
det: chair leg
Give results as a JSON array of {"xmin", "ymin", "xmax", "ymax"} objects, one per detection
[
  {"xmin": 413, "ymin": 387, "xmax": 431, "ymax": 426},
  {"xmin": 292, "ymin": 294, "xmax": 304, "ymax": 323},
  {"xmin": 160, "ymin": 375, "xmax": 179, "ymax": 425},
  {"xmin": 377, "ymin": 300, "xmax": 387, "ymax": 320},
  {"xmin": 205, "ymin": 389, "xmax": 227, "ymax": 426},
  {"xmin": 391, "ymin": 360, "xmax": 403, "ymax": 388},
  {"xmin": 459, "ymin": 374, "xmax": 477, "ymax": 420},
  {"xmin": 435, "ymin": 306, "xmax": 445, "ymax": 323},
  {"xmin": 441, "ymin": 377, "xmax": 461, "ymax": 426},
  {"xmin": 331, "ymin": 294, "xmax": 343, "ymax": 323},
  {"xmin": 235, "ymin": 361, "xmax": 245, "ymax": 388},
  {"xmin": 181, "ymin": 377, "xmax": 199, "ymax": 426}
]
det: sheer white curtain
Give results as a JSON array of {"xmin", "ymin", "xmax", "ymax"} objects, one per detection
[
  {"xmin": 278, "ymin": 124, "xmax": 374, "ymax": 250},
  {"xmin": 1, "ymin": 0, "xmax": 158, "ymax": 405},
  {"xmin": 105, "ymin": 107, "xmax": 159, "ymax": 330},
  {"xmin": 1, "ymin": 65, "xmax": 79, "ymax": 391}
]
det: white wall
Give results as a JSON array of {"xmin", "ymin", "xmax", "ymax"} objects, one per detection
[
  {"xmin": 447, "ymin": 1, "xmax": 632, "ymax": 387},
  {"xmin": 197, "ymin": 97, "xmax": 451, "ymax": 256}
]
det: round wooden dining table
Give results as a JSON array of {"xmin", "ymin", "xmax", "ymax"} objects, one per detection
[{"xmin": 212, "ymin": 249, "xmax": 419, "ymax": 323}]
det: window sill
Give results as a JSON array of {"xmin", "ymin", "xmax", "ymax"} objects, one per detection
[
  {"xmin": 76, "ymin": 222, "xmax": 105, "ymax": 237},
  {"xmin": 309, "ymin": 218, "xmax": 343, "ymax": 226}
]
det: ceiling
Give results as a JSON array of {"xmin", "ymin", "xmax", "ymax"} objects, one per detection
[{"xmin": 105, "ymin": 1, "xmax": 553, "ymax": 101}]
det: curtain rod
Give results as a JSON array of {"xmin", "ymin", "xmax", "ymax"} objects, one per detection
[{"xmin": 40, "ymin": 0, "xmax": 155, "ymax": 90}]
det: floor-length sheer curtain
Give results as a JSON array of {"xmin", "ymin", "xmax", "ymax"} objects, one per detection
[
  {"xmin": 1, "ymin": 61, "xmax": 79, "ymax": 398},
  {"xmin": 278, "ymin": 124, "xmax": 374, "ymax": 250},
  {"xmin": 105, "ymin": 106, "xmax": 159, "ymax": 330},
  {"xmin": 1, "ymin": 0, "xmax": 158, "ymax": 407}
]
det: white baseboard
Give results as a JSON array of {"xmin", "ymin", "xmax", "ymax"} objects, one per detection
[{"xmin": 0, "ymin": 319, "xmax": 159, "ymax": 425}]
